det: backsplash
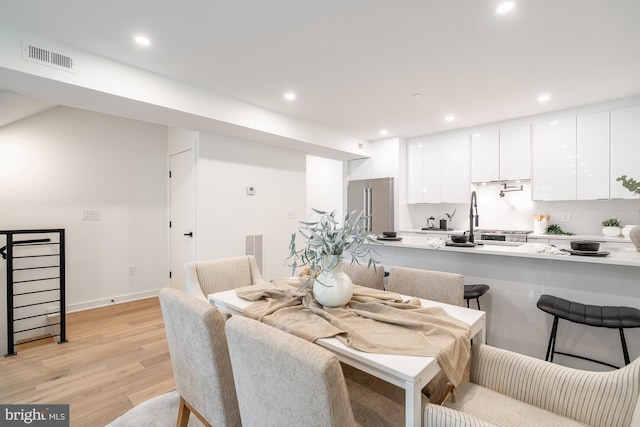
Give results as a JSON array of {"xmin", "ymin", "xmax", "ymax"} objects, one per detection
[{"xmin": 405, "ymin": 181, "xmax": 639, "ymax": 235}]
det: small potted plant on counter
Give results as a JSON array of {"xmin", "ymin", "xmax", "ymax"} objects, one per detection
[
  {"xmin": 616, "ymin": 175, "xmax": 640, "ymax": 250},
  {"xmin": 601, "ymin": 218, "xmax": 622, "ymax": 237},
  {"xmin": 440, "ymin": 209, "xmax": 456, "ymax": 230}
]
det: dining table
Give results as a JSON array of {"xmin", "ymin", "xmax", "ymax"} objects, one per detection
[{"xmin": 208, "ymin": 281, "xmax": 486, "ymax": 427}]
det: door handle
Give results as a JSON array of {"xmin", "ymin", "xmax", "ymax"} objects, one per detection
[{"xmin": 184, "ymin": 232, "xmax": 193, "ymax": 237}]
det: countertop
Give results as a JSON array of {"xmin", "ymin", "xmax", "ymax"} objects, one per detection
[
  {"xmin": 401, "ymin": 229, "xmax": 633, "ymax": 243},
  {"xmin": 375, "ymin": 233, "xmax": 640, "ymax": 268}
]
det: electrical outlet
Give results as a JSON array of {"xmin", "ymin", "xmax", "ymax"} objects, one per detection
[
  {"xmin": 562, "ymin": 213, "xmax": 571, "ymax": 222},
  {"xmin": 128, "ymin": 265, "xmax": 137, "ymax": 275}
]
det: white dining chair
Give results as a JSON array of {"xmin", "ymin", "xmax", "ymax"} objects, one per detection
[
  {"xmin": 159, "ymin": 288, "xmax": 241, "ymax": 427},
  {"xmin": 342, "ymin": 262, "xmax": 385, "ymax": 290},
  {"xmin": 185, "ymin": 255, "xmax": 266, "ymax": 301},
  {"xmin": 386, "ymin": 266, "xmax": 465, "ymax": 404},
  {"xmin": 387, "ymin": 266, "xmax": 464, "ymax": 306},
  {"xmin": 225, "ymin": 315, "xmax": 405, "ymax": 427}
]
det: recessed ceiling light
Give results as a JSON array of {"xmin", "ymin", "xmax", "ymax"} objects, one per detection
[
  {"xmin": 412, "ymin": 93, "xmax": 422, "ymax": 99},
  {"xmin": 496, "ymin": 1, "xmax": 515, "ymax": 14},
  {"xmin": 379, "ymin": 129, "xmax": 389, "ymax": 136},
  {"xmin": 538, "ymin": 93, "xmax": 551, "ymax": 102},
  {"xmin": 550, "ymin": 121, "xmax": 559, "ymax": 125},
  {"xmin": 134, "ymin": 35, "xmax": 151, "ymax": 46},
  {"xmin": 445, "ymin": 115, "xmax": 455, "ymax": 122},
  {"xmin": 284, "ymin": 92, "xmax": 296, "ymax": 101}
]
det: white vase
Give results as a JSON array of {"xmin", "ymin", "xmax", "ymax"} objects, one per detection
[
  {"xmin": 602, "ymin": 226, "xmax": 621, "ymax": 237},
  {"xmin": 622, "ymin": 225, "xmax": 636, "ymax": 238},
  {"xmin": 630, "ymin": 225, "xmax": 640, "ymax": 252},
  {"xmin": 313, "ymin": 256, "xmax": 353, "ymax": 308}
]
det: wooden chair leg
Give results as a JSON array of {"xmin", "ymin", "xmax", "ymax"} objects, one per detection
[{"xmin": 177, "ymin": 396, "xmax": 191, "ymax": 427}]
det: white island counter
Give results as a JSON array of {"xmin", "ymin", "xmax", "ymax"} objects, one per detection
[{"xmin": 372, "ymin": 233, "xmax": 640, "ymax": 371}]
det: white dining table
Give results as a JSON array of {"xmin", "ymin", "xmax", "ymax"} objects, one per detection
[{"xmin": 208, "ymin": 287, "xmax": 486, "ymax": 427}]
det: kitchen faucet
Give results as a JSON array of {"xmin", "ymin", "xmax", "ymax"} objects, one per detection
[{"xmin": 469, "ymin": 191, "xmax": 479, "ymax": 243}]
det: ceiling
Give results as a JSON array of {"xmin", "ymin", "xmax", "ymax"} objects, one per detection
[{"xmin": 1, "ymin": 0, "xmax": 639, "ymax": 141}]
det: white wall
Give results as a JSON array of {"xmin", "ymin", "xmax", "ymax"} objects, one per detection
[
  {"xmin": 306, "ymin": 155, "xmax": 344, "ymax": 218},
  {"xmin": 195, "ymin": 132, "xmax": 306, "ymax": 279},
  {"xmin": 0, "ymin": 107, "xmax": 168, "ymax": 353}
]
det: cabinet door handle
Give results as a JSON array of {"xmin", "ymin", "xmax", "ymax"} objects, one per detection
[{"xmin": 184, "ymin": 232, "xmax": 193, "ymax": 237}]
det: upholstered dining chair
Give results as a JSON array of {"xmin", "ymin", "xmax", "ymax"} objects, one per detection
[
  {"xmin": 387, "ymin": 266, "xmax": 464, "ymax": 306},
  {"xmin": 342, "ymin": 262, "xmax": 385, "ymax": 290},
  {"xmin": 159, "ymin": 287, "xmax": 241, "ymax": 427},
  {"xmin": 185, "ymin": 255, "xmax": 266, "ymax": 301},
  {"xmin": 225, "ymin": 316, "xmax": 406, "ymax": 427},
  {"xmin": 386, "ymin": 266, "xmax": 465, "ymax": 404},
  {"xmin": 424, "ymin": 343, "xmax": 640, "ymax": 427}
]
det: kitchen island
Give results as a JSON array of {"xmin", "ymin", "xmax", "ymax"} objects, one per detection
[{"xmin": 373, "ymin": 233, "xmax": 640, "ymax": 370}]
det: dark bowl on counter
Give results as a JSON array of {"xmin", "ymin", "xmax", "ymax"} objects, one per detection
[
  {"xmin": 450, "ymin": 234, "xmax": 469, "ymax": 244},
  {"xmin": 570, "ymin": 240, "xmax": 600, "ymax": 252}
]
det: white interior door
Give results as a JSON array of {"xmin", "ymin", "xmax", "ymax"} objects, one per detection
[{"xmin": 169, "ymin": 149, "xmax": 196, "ymax": 291}]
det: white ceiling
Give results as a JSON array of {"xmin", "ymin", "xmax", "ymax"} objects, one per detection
[{"xmin": 1, "ymin": 0, "xmax": 639, "ymax": 141}]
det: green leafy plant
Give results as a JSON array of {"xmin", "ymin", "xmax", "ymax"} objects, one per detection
[
  {"xmin": 616, "ymin": 175, "xmax": 640, "ymax": 195},
  {"xmin": 545, "ymin": 224, "xmax": 574, "ymax": 235},
  {"xmin": 602, "ymin": 218, "xmax": 621, "ymax": 227},
  {"xmin": 445, "ymin": 209, "xmax": 457, "ymax": 221},
  {"xmin": 288, "ymin": 209, "xmax": 378, "ymax": 288}
]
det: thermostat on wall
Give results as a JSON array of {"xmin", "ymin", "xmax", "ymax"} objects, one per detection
[{"xmin": 247, "ymin": 186, "xmax": 255, "ymax": 195}]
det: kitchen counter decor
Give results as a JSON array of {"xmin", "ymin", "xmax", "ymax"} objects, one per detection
[
  {"xmin": 601, "ymin": 218, "xmax": 622, "ymax": 237},
  {"xmin": 617, "ymin": 175, "xmax": 640, "ymax": 251},
  {"xmin": 288, "ymin": 209, "xmax": 377, "ymax": 307}
]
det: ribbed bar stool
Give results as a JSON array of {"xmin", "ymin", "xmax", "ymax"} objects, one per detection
[
  {"xmin": 537, "ymin": 294, "xmax": 640, "ymax": 368},
  {"xmin": 464, "ymin": 284, "xmax": 490, "ymax": 310}
]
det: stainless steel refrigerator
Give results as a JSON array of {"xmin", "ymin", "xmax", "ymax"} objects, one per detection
[{"xmin": 347, "ymin": 177, "xmax": 394, "ymax": 234}]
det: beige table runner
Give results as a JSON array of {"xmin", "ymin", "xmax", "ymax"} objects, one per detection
[{"xmin": 236, "ymin": 279, "xmax": 471, "ymax": 387}]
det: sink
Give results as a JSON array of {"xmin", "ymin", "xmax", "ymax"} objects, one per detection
[{"xmin": 478, "ymin": 240, "xmax": 523, "ymax": 247}]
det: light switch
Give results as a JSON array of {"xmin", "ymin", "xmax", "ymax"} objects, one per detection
[
  {"xmin": 247, "ymin": 186, "xmax": 255, "ymax": 195},
  {"xmin": 81, "ymin": 209, "xmax": 100, "ymax": 220}
]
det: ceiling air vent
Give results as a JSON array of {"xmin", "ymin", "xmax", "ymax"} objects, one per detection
[{"xmin": 23, "ymin": 40, "xmax": 75, "ymax": 73}]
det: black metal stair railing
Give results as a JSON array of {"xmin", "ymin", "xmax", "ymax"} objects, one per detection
[{"xmin": 1, "ymin": 229, "xmax": 67, "ymax": 356}]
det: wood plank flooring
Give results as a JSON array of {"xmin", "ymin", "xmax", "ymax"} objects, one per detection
[{"xmin": 0, "ymin": 297, "xmax": 174, "ymax": 427}]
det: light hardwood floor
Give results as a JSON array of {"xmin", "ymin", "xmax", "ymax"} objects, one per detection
[{"xmin": 0, "ymin": 297, "xmax": 174, "ymax": 427}]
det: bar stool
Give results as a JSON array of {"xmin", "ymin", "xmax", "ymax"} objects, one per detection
[
  {"xmin": 464, "ymin": 284, "xmax": 490, "ymax": 310},
  {"xmin": 537, "ymin": 294, "xmax": 640, "ymax": 369}
]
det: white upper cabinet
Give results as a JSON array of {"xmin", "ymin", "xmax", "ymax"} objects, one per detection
[
  {"xmin": 406, "ymin": 142, "xmax": 424, "ymax": 204},
  {"xmin": 470, "ymin": 123, "xmax": 530, "ymax": 182},
  {"xmin": 348, "ymin": 158, "xmax": 371, "ymax": 181},
  {"xmin": 440, "ymin": 133, "xmax": 470, "ymax": 203},
  {"xmin": 406, "ymin": 133, "xmax": 468, "ymax": 204},
  {"xmin": 471, "ymin": 129, "xmax": 499, "ymax": 182},
  {"xmin": 499, "ymin": 124, "xmax": 531, "ymax": 181},
  {"xmin": 610, "ymin": 105, "xmax": 640, "ymax": 199},
  {"xmin": 422, "ymin": 138, "xmax": 442, "ymax": 203},
  {"xmin": 532, "ymin": 116, "xmax": 577, "ymax": 201},
  {"xmin": 348, "ymin": 138, "xmax": 399, "ymax": 181},
  {"xmin": 371, "ymin": 138, "xmax": 399, "ymax": 179},
  {"xmin": 576, "ymin": 111, "xmax": 609, "ymax": 200}
]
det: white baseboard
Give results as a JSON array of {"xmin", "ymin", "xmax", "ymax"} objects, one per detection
[{"xmin": 66, "ymin": 288, "xmax": 163, "ymax": 313}]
